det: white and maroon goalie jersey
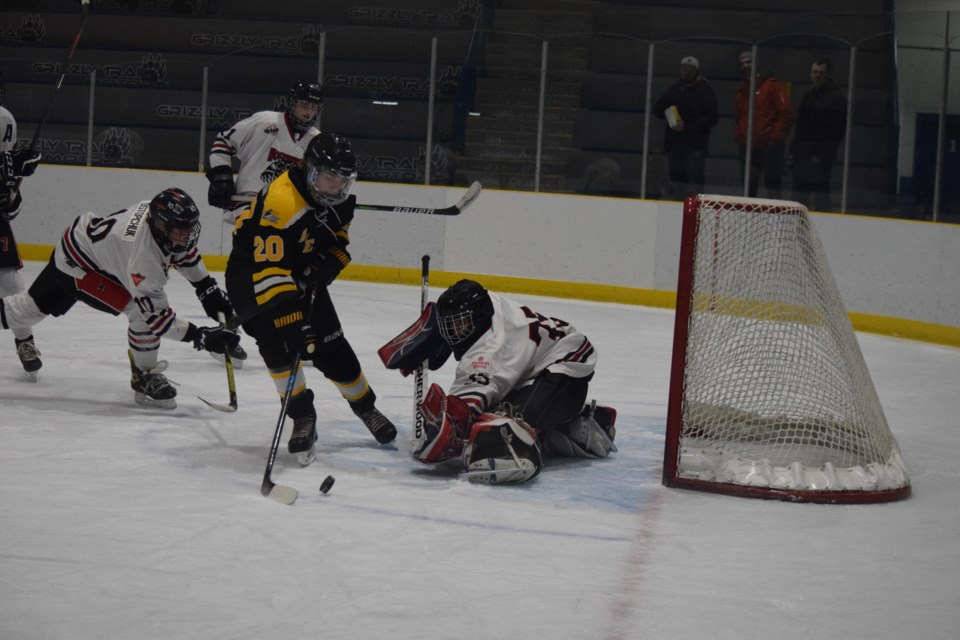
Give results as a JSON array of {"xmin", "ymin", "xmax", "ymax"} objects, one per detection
[
  {"xmin": 54, "ymin": 201, "xmax": 209, "ymax": 338},
  {"xmin": 208, "ymin": 110, "xmax": 320, "ymax": 197},
  {"xmin": 449, "ymin": 292, "xmax": 597, "ymax": 414}
]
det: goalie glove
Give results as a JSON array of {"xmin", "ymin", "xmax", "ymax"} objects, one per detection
[
  {"xmin": 462, "ymin": 410, "xmax": 543, "ymax": 485},
  {"xmin": 205, "ymin": 165, "xmax": 236, "ymax": 209},
  {"xmin": 378, "ymin": 302, "xmax": 452, "ymax": 376},
  {"xmin": 192, "ymin": 275, "xmax": 234, "ymax": 321}
]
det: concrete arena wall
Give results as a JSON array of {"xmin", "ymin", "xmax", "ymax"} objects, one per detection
[{"xmin": 15, "ymin": 165, "xmax": 960, "ymax": 347}]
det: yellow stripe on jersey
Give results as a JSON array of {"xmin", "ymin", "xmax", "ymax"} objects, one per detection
[{"xmin": 253, "ymin": 266, "xmax": 297, "ymax": 306}]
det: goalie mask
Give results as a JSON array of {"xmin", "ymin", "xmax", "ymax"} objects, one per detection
[
  {"xmin": 436, "ymin": 279, "xmax": 494, "ymax": 358},
  {"xmin": 287, "ymin": 79, "xmax": 323, "ymax": 133},
  {"xmin": 301, "ymin": 132, "xmax": 357, "ymax": 207},
  {"xmin": 148, "ymin": 188, "xmax": 201, "ymax": 254}
]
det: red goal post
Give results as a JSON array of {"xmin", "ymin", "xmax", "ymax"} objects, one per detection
[{"xmin": 662, "ymin": 195, "xmax": 910, "ymax": 504}]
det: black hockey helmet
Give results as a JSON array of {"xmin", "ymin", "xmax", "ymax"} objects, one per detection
[
  {"xmin": 436, "ymin": 279, "xmax": 494, "ymax": 357},
  {"xmin": 148, "ymin": 188, "xmax": 201, "ymax": 254},
  {"xmin": 301, "ymin": 132, "xmax": 357, "ymax": 206},
  {"xmin": 287, "ymin": 79, "xmax": 323, "ymax": 132}
]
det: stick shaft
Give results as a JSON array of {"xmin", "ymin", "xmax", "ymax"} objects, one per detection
[{"xmin": 411, "ymin": 256, "xmax": 430, "ymax": 451}]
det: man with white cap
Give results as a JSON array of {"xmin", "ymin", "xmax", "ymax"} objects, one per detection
[{"xmin": 653, "ymin": 55, "xmax": 719, "ymax": 199}]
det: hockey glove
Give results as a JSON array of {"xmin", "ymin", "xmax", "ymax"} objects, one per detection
[
  {"xmin": 192, "ymin": 275, "xmax": 234, "ymax": 321},
  {"xmin": 190, "ymin": 325, "xmax": 240, "ymax": 354},
  {"xmin": 274, "ymin": 308, "xmax": 317, "ymax": 359},
  {"xmin": 302, "ymin": 246, "xmax": 351, "ymax": 288},
  {"xmin": 206, "ymin": 165, "xmax": 237, "ymax": 209},
  {"xmin": 0, "ymin": 148, "xmax": 41, "ymax": 185},
  {"xmin": 0, "ymin": 189, "xmax": 22, "ymax": 221}
]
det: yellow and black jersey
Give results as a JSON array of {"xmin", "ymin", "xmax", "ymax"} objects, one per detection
[{"xmin": 225, "ymin": 168, "xmax": 353, "ymax": 321}]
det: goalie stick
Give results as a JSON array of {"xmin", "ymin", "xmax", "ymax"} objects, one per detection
[
  {"xmin": 411, "ymin": 255, "xmax": 430, "ymax": 454},
  {"xmin": 231, "ymin": 180, "xmax": 483, "ymax": 216},
  {"xmin": 197, "ymin": 312, "xmax": 238, "ymax": 413}
]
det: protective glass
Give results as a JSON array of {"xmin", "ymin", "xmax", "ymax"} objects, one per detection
[{"xmin": 306, "ymin": 166, "xmax": 355, "ymax": 206}]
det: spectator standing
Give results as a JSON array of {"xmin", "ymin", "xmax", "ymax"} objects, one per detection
[
  {"xmin": 787, "ymin": 59, "xmax": 847, "ymax": 212},
  {"xmin": 653, "ymin": 56, "xmax": 719, "ymax": 199},
  {"xmin": 735, "ymin": 51, "xmax": 794, "ymax": 198}
]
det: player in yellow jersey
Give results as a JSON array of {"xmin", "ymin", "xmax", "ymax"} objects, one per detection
[{"xmin": 225, "ymin": 133, "xmax": 397, "ymax": 466}]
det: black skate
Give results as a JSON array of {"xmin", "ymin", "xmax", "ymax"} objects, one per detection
[
  {"xmin": 287, "ymin": 390, "xmax": 317, "ymax": 466},
  {"xmin": 210, "ymin": 342, "xmax": 248, "ymax": 369},
  {"xmin": 15, "ymin": 335, "xmax": 42, "ymax": 382},
  {"xmin": 130, "ymin": 353, "xmax": 177, "ymax": 409},
  {"xmin": 354, "ymin": 406, "xmax": 398, "ymax": 445}
]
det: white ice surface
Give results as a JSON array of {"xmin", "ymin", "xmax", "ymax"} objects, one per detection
[{"xmin": 2, "ymin": 261, "xmax": 959, "ymax": 640}]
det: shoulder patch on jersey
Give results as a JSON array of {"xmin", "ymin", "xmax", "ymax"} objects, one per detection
[
  {"xmin": 131, "ymin": 272, "xmax": 146, "ymax": 286},
  {"xmin": 259, "ymin": 173, "xmax": 309, "ymax": 230}
]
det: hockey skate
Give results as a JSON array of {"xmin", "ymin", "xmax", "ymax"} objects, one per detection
[
  {"xmin": 353, "ymin": 405, "xmax": 398, "ymax": 445},
  {"xmin": 209, "ymin": 342, "xmax": 248, "ymax": 369},
  {"xmin": 287, "ymin": 390, "xmax": 318, "ymax": 466},
  {"xmin": 130, "ymin": 354, "xmax": 177, "ymax": 409},
  {"xmin": 545, "ymin": 401, "xmax": 618, "ymax": 459},
  {"xmin": 15, "ymin": 336, "xmax": 42, "ymax": 382}
]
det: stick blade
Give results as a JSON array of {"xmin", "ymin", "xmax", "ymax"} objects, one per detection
[
  {"xmin": 455, "ymin": 181, "xmax": 483, "ymax": 213},
  {"xmin": 197, "ymin": 395, "xmax": 238, "ymax": 413},
  {"xmin": 262, "ymin": 479, "xmax": 298, "ymax": 505}
]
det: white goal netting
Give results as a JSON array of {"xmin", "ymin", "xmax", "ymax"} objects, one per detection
[{"xmin": 664, "ymin": 195, "xmax": 910, "ymax": 502}]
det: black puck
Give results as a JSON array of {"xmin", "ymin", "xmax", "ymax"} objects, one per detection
[{"xmin": 319, "ymin": 475, "xmax": 335, "ymax": 494}]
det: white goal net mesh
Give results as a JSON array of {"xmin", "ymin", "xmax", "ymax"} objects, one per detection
[{"xmin": 669, "ymin": 196, "xmax": 909, "ymax": 499}]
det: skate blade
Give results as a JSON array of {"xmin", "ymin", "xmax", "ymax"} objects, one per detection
[
  {"xmin": 293, "ymin": 446, "xmax": 317, "ymax": 467},
  {"xmin": 134, "ymin": 393, "xmax": 177, "ymax": 410},
  {"xmin": 25, "ymin": 370, "xmax": 39, "ymax": 382}
]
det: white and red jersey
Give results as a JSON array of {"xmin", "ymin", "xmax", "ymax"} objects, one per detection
[
  {"xmin": 208, "ymin": 110, "xmax": 319, "ymax": 198},
  {"xmin": 449, "ymin": 292, "xmax": 596, "ymax": 415},
  {"xmin": 54, "ymin": 201, "xmax": 210, "ymax": 341},
  {"xmin": 0, "ymin": 105, "xmax": 17, "ymax": 153}
]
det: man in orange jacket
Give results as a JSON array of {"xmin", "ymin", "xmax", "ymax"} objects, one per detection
[{"xmin": 735, "ymin": 51, "xmax": 794, "ymax": 198}]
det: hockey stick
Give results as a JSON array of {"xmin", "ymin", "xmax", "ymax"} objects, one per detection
[
  {"xmin": 197, "ymin": 312, "xmax": 238, "ymax": 413},
  {"xmin": 6, "ymin": 0, "xmax": 91, "ymax": 218},
  {"xmin": 411, "ymin": 255, "xmax": 430, "ymax": 454},
  {"xmin": 260, "ymin": 289, "xmax": 317, "ymax": 505},
  {"xmin": 25, "ymin": 0, "xmax": 92, "ymax": 157},
  {"xmin": 231, "ymin": 180, "xmax": 482, "ymax": 216}
]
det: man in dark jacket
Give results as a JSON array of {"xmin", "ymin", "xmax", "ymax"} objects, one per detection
[
  {"xmin": 788, "ymin": 59, "xmax": 847, "ymax": 212},
  {"xmin": 654, "ymin": 56, "xmax": 719, "ymax": 199}
]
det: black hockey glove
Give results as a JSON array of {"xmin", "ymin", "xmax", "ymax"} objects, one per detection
[
  {"xmin": 274, "ymin": 308, "xmax": 317, "ymax": 360},
  {"xmin": 192, "ymin": 275, "xmax": 234, "ymax": 321},
  {"xmin": 0, "ymin": 189, "xmax": 23, "ymax": 221},
  {"xmin": 189, "ymin": 325, "xmax": 240, "ymax": 354},
  {"xmin": 302, "ymin": 246, "xmax": 351, "ymax": 288},
  {"xmin": 206, "ymin": 165, "xmax": 237, "ymax": 209},
  {"xmin": 0, "ymin": 148, "xmax": 42, "ymax": 185}
]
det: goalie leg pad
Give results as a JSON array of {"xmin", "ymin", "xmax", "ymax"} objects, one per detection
[
  {"xmin": 412, "ymin": 383, "xmax": 471, "ymax": 463},
  {"xmin": 378, "ymin": 302, "xmax": 452, "ymax": 376},
  {"xmin": 462, "ymin": 412, "xmax": 542, "ymax": 485},
  {"xmin": 545, "ymin": 414, "xmax": 617, "ymax": 459}
]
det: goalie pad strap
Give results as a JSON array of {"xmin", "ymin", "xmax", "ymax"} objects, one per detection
[{"xmin": 462, "ymin": 411, "xmax": 543, "ymax": 485}]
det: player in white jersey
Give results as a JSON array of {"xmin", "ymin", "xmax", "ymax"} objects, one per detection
[
  {"xmin": 206, "ymin": 79, "xmax": 323, "ymax": 224},
  {"xmin": 0, "ymin": 76, "xmax": 45, "ymax": 379},
  {"xmin": 0, "ymin": 188, "xmax": 240, "ymax": 408},
  {"xmin": 380, "ymin": 279, "xmax": 617, "ymax": 484}
]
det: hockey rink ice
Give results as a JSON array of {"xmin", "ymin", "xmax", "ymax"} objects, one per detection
[{"xmin": 1, "ymin": 260, "xmax": 958, "ymax": 640}]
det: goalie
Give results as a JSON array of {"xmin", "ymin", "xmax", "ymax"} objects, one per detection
[{"xmin": 379, "ymin": 279, "xmax": 617, "ymax": 484}]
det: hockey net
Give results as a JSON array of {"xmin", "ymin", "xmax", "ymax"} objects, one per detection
[{"xmin": 662, "ymin": 195, "xmax": 910, "ymax": 503}]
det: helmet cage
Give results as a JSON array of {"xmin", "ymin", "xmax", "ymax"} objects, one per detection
[
  {"xmin": 287, "ymin": 80, "xmax": 323, "ymax": 132},
  {"xmin": 438, "ymin": 308, "xmax": 477, "ymax": 346}
]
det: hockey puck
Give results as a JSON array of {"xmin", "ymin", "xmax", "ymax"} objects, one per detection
[{"xmin": 319, "ymin": 475, "xmax": 335, "ymax": 494}]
